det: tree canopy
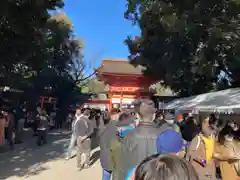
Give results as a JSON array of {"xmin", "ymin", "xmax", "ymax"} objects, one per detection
[
  {"xmin": 0, "ymin": 1, "xmax": 63, "ymax": 87},
  {"xmin": 81, "ymin": 78, "xmax": 106, "ymax": 93},
  {"xmin": 125, "ymin": 0, "xmax": 240, "ymax": 97},
  {"xmin": 0, "ymin": 1, "xmax": 92, "ymax": 107}
]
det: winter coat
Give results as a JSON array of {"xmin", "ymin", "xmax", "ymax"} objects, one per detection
[
  {"xmin": 99, "ymin": 118, "xmax": 117, "ymax": 170},
  {"xmin": 109, "ymin": 126, "xmax": 135, "ymax": 180},
  {"xmin": 117, "ymin": 122, "xmax": 168, "ymax": 180}
]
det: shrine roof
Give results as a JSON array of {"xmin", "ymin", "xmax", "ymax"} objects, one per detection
[{"xmin": 97, "ymin": 59, "xmax": 143, "ymax": 76}]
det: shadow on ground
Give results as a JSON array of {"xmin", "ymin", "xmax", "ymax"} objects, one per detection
[
  {"xmin": 91, "ymin": 131, "xmax": 99, "ymax": 150},
  {"xmin": 0, "ymin": 130, "xmax": 71, "ymax": 179},
  {"xmin": 89, "ymin": 149, "xmax": 100, "ymax": 166}
]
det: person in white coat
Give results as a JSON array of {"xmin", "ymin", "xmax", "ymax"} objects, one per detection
[{"xmin": 65, "ymin": 108, "xmax": 82, "ymax": 160}]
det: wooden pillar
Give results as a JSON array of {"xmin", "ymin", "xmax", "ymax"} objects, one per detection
[
  {"xmin": 51, "ymin": 98, "xmax": 57, "ymax": 109},
  {"xmin": 137, "ymin": 86, "xmax": 141, "ymax": 98},
  {"xmin": 40, "ymin": 96, "xmax": 44, "ymax": 109},
  {"xmin": 109, "ymin": 92, "xmax": 112, "ymax": 110},
  {"xmin": 120, "ymin": 91, "xmax": 123, "ymax": 108}
]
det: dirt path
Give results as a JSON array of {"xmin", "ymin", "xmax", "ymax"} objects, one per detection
[{"xmin": 0, "ymin": 131, "xmax": 102, "ymax": 180}]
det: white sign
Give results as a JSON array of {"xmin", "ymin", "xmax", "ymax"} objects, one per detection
[
  {"xmin": 122, "ymin": 98, "xmax": 134, "ymax": 104},
  {"xmin": 111, "ymin": 98, "xmax": 121, "ymax": 103}
]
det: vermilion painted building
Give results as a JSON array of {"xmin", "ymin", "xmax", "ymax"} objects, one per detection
[{"xmin": 95, "ymin": 59, "xmax": 156, "ymax": 109}]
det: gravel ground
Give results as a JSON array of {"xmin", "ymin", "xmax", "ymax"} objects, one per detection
[{"xmin": 0, "ymin": 130, "xmax": 102, "ymax": 180}]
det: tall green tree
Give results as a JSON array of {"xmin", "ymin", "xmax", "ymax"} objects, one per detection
[
  {"xmin": 125, "ymin": 0, "xmax": 240, "ymax": 97},
  {"xmin": 30, "ymin": 11, "xmax": 78, "ymax": 92},
  {"xmin": 0, "ymin": 1, "xmax": 93, "ymax": 110},
  {"xmin": 0, "ymin": 0, "xmax": 98, "ymax": 109},
  {"xmin": 0, "ymin": 0, "xmax": 64, "ymax": 88},
  {"xmin": 31, "ymin": 12, "xmax": 94, "ymax": 95},
  {"xmin": 81, "ymin": 78, "xmax": 106, "ymax": 93}
]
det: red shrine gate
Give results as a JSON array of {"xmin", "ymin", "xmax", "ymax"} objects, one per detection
[
  {"xmin": 95, "ymin": 59, "xmax": 156, "ymax": 109},
  {"xmin": 39, "ymin": 96, "xmax": 57, "ymax": 109}
]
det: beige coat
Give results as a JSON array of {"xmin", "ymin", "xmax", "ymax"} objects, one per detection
[
  {"xmin": 188, "ymin": 135, "xmax": 216, "ymax": 180},
  {"xmin": 216, "ymin": 143, "xmax": 240, "ymax": 180}
]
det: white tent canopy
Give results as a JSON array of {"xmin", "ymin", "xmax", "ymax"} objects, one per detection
[{"xmin": 164, "ymin": 88, "xmax": 240, "ymax": 113}]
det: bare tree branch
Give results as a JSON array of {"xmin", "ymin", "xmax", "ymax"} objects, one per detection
[
  {"xmin": 76, "ymin": 70, "xmax": 97, "ymax": 83},
  {"xmin": 66, "ymin": 50, "xmax": 103, "ymax": 85}
]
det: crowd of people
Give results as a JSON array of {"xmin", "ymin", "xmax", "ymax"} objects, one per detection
[
  {"xmin": 65, "ymin": 98, "xmax": 240, "ymax": 180},
  {"xmin": 1, "ymin": 98, "xmax": 239, "ymax": 180},
  {"xmin": 0, "ymin": 106, "xmax": 55, "ymax": 147}
]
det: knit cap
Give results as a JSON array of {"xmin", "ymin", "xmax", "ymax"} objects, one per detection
[{"xmin": 156, "ymin": 130, "xmax": 186, "ymax": 153}]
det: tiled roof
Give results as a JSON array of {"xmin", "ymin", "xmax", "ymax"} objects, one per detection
[{"xmin": 97, "ymin": 59, "xmax": 143, "ymax": 75}]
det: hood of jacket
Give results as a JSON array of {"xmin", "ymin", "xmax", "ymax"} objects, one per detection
[{"xmin": 117, "ymin": 125, "xmax": 135, "ymax": 137}]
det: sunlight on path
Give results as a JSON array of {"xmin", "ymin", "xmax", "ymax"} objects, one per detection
[{"xmin": 5, "ymin": 147, "xmax": 101, "ymax": 180}]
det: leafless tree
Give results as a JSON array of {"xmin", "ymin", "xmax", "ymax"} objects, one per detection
[{"xmin": 66, "ymin": 49, "xmax": 102, "ymax": 86}]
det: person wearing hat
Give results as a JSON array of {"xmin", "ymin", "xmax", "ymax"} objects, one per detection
[
  {"xmin": 125, "ymin": 130, "xmax": 189, "ymax": 180},
  {"xmin": 156, "ymin": 130, "xmax": 188, "ymax": 155}
]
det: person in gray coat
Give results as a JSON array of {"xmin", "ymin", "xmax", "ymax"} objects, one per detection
[{"xmin": 75, "ymin": 108, "xmax": 93, "ymax": 170}]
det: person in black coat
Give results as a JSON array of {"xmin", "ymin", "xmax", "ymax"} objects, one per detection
[
  {"xmin": 117, "ymin": 99, "xmax": 164, "ymax": 180},
  {"xmin": 98, "ymin": 109, "xmax": 118, "ymax": 180},
  {"xmin": 180, "ymin": 116, "xmax": 200, "ymax": 142},
  {"xmin": 36, "ymin": 109, "xmax": 49, "ymax": 146}
]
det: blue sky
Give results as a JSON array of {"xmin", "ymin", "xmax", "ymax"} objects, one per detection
[{"xmin": 63, "ymin": 0, "xmax": 140, "ymax": 70}]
